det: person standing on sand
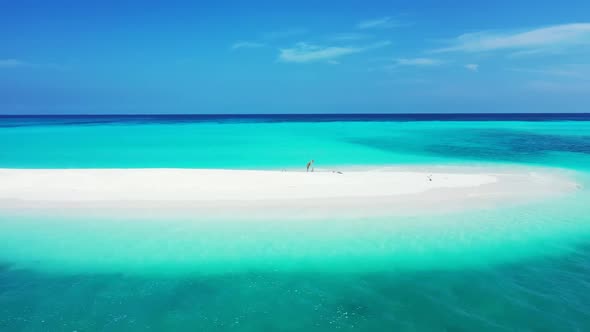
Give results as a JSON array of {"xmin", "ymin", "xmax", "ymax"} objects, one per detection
[{"xmin": 306, "ymin": 160, "xmax": 315, "ymax": 172}]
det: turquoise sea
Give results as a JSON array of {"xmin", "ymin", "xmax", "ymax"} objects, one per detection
[{"xmin": 1, "ymin": 114, "xmax": 590, "ymax": 331}]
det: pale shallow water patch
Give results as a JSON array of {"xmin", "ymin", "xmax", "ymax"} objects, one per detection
[{"xmin": 0, "ymin": 186, "xmax": 589, "ymax": 277}]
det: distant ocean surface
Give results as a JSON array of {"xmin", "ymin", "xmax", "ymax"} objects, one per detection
[{"xmin": 1, "ymin": 113, "xmax": 590, "ymax": 331}]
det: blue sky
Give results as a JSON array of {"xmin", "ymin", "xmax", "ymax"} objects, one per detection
[{"xmin": 1, "ymin": 0, "xmax": 590, "ymax": 114}]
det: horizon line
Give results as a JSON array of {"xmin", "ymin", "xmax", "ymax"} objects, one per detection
[{"xmin": 1, "ymin": 112, "xmax": 590, "ymax": 117}]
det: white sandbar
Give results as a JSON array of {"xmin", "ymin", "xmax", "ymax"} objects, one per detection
[{"xmin": 0, "ymin": 167, "xmax": 581, "ymax": 219}]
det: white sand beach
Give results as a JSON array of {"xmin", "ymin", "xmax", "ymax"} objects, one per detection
[{"xmin": 0, "ymin": 167, "xmax": 580, "ymax": 219}]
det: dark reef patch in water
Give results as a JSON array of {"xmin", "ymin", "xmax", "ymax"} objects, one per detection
[{"xmin": 351, "ymin": 129, "xmax": 590, "ymax": 162}]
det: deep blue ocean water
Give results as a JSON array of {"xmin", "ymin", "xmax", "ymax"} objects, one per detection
[
  {"xmin": 1, "ymin": 114, "xmax": 590, "ymax": 331},
  {"xmin": 2, "ymin": 113, "xmax": 590, "ymax": 127}
]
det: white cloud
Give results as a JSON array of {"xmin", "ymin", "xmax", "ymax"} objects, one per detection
[
  {"xmin": 465, "ymin": 64, "xmax": 479, "ymax": 71},
  {"xmin": 330, "ymin": 33, "xmax": 372, "ymax": 41},
  {"xmin": 357, "ymin": 17, "xmax": 400, "ymax": 30},
  {"xmin": 0, "ymin": 59, "xmax": 26, "ymax": 68},
  {"xmin": 279, "ymin": 43, "xmax": 361, "ymax": 63},
  {"xmin": 263, "ymin": 28, "xmax": 308, "ymax": 40},
  {"xmin": 0, "ymin": 59, "xmax": 67, "ymax": 70},
  {"xmin": 508, "ymin": 48, "xmax": 563, "ymax": 58},
  {"xmin": 278, "ymin": 41, "xmax": 390, "ymax": 63},
  {"xmin": 395, "ymin": 58, "xmax": 442, "ymax": 66},
  {"xmin": 434, "ymin": 23, "xmax": 590, "ymax": 53},
  {"xmin": 231, "ymin": 41, "xmax": 265, "ymax": 50},
  {"xmin": 511, "ymin": 65, "xmax": 590, "ymax": 79},
  {"xmin": 527, "ymin": 80, "xmax": 590, "ymax": 94}
]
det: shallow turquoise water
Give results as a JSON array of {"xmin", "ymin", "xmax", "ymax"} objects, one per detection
[
  {"xmin": 1, "ymin": 119, "xmax": 590, "ymax": 170},
  {"xmin": 1, "ymin": 116, "xmax": 590, "ymax": 330}
]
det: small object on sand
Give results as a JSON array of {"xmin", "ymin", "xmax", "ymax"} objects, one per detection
[{"xmin": 427, "ymin": 175, "xmax": 432, "ymax": 182}]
